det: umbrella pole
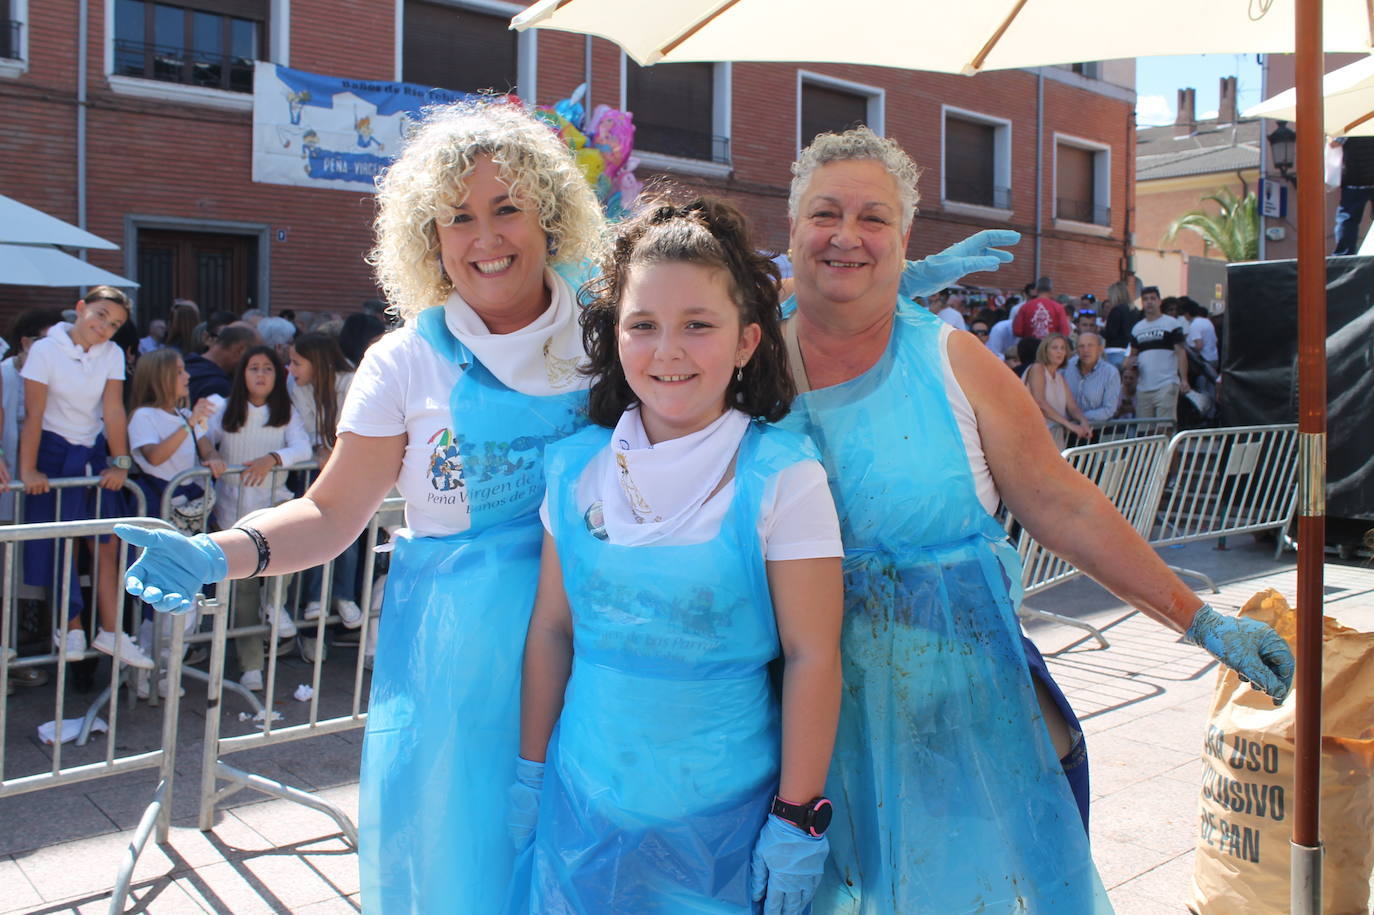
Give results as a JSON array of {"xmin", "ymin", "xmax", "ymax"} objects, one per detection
[{"xmin": 1291, "ymin": 0, "xmax": 1326, "ymax": 912}]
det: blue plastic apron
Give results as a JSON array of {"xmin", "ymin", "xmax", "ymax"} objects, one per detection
[
  {"xmin": 775, "ymin": 301, "xmax": 1112, "ymax": 914},
  {"xmin": 358, "ymin": 306, "xmax": 589, "ymax": 914},
  {"xmin": 516, "ymin": 421, "xmax": 815, "ymax": 914}
]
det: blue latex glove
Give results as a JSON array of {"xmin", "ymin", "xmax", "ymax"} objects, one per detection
[
  {"xmin": 750, "ymin": 814, "xmax": 829, "ymax": 915},
  {"xmin": 115, "ymin": 523, "xmax": 228, "ymax": 614},
  {"xmin": 507, "ymin": 757, "xmax": 545, "ymax": 850},
  {"xmin": 899, "ymin": 229, "xmax": 1021, "ymax": 299},
  {"xmin": 1184, "ymin": 604, "xmax": 1295, "ymax": 705}
]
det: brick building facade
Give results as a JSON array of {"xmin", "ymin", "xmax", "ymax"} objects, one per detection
[{"xmin": 1, "ymin": 0, "xmax": 1136, "ymax": 330}]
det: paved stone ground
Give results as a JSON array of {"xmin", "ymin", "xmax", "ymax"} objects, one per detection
[{"xmin": 1, "ymin": 537, "xmax": 1369, "ymax": 913}]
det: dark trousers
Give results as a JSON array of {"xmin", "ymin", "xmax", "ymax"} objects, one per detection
[
  {"xmin": 1023, "ymin": 636, "xmax": 1091, "ymax": 831},
  {"xmin": 23, "ymin": 431, "xmax": 131, "ymax": 621},
  {"xmin": 1333, "ymin": 184, "xmax": 1374, "ymax": 255}
]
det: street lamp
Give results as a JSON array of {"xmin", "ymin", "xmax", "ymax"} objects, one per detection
[{"xmin": 1268, "ymin": 120, "xmax": 1297, "ymax": 183}]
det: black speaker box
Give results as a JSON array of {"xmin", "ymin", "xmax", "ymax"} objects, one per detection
[{"xmin": 1223, "ymin": 256, "xmax": 1374, "ymax": 539}]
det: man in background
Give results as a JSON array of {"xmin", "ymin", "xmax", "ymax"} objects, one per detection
[
  {"xmin": 1123, "ymin": 286, "xmax": 1190, "ymax": 420},
  {"xmin": 1333, "ymin": 136, "xmax": 1374, "ymax": 256}
]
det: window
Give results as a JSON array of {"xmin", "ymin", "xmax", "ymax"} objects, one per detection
[
  {"xmin": 1054, "ymin": 135, "xmax": 1111, "ymax": 227},
  {"xmin": 625, "ymin": 61, "xmax": 727, "ymax": 163},
  {"xmin": 1069, "ymin": 62, "xmax": 1101, "ymax": 80},
  {"xmin": 113, "ymin": 0, "xmax": 263, "ymax": 93},
  {"xmin": 1, "ymin": 0, "xmax": 23, "ymax": 62},
  {"xmin": 403, "ymin": 1, "xmax": 517, "ymax": 95},
  {"xmin": 797, "ymin": 72, "xmax": 883, "ymax": 154},
  {"xmin": 941, "ymin": 108, "xmax": 1011, "ymax": 211}
]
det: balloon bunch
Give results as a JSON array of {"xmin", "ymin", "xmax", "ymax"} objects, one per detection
[{"xmin": 535, "ymin": 85, "xmax": 643, "ymax": 219}]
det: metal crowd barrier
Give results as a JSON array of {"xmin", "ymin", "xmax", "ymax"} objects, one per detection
[
  {"xmin": 1013, "ymin": 423, "xmax": 1300, "ymax": 649},
  {"xmin": 0, "ymin": 513, "xmax": 184, "ymax": 915},
  {"xmin": 157, "ymin": 461, "xmax": 405, "ymax": 842},
  {"xmin": 1077, "ymin": 416, "xmax": 1175, "ymax": 444},
  {"xmin": 1015, "ymin": 435, "xmax": 1170, "ymax": 648},
  {"xmin": 1147, "ymin": 424, "xmax": 1300, "ymax": 587}
]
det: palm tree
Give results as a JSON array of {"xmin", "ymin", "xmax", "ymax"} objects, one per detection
[{"xmin": 1162, "ymin": 189, "xmax": 1260, "ymax": 262}]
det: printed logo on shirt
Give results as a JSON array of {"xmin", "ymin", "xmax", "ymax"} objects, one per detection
[{"xmin": 427, "ymin": 429, "xmax": 467, "ymax": 503}]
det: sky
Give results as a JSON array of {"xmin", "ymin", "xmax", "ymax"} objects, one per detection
[{"xmin": 1134, "ymin": 54, "xmax": 1266, "ymax": 126}]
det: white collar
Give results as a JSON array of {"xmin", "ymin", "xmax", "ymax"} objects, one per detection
[
  {"xmin": 440, "ymin": 268, "xmax": 589, "ymax": 396},
  {"xmin": 597, "ymin": 407, "xmax": 750, "ymax": 547}
]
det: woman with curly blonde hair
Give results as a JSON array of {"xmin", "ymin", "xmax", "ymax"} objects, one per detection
[{"xmin": 115, "ymin": 98, "xmax": 608, "ymax": 912}]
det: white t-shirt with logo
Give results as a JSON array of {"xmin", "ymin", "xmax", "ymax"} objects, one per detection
[
  {"xmin": 337, "ymin": 326, "xmax": 470, "ymax": 537},
  {"xmin": 1128, "ymin": 315, "xmax": 1187, "ymax": 393}
]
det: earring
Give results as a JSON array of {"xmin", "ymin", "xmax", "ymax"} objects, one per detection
[{"xmin": 736, "ymin": 365, "xmax": 744, "ymax": 383}]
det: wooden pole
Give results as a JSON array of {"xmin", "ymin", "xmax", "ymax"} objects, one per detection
[{"xmin": 1291, "ymin": 0, "xmax": 1326, "ymax": 909}]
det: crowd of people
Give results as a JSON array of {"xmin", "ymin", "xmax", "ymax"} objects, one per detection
[
  {"xmin": 2, "ymin": 289, "xmax": 390, "ymax": 695},
  {"xmin": 919, "ymin": 276, "xmax": 1223, "ymax": 445}
]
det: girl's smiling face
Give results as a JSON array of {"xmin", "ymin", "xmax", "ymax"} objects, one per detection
[
  {"xmin": 243, "ymin": 354, "xmax": 277, "ymax": 404},
  {"xmin": 175, "ymin": 358, "xmax": 190, "ymax": 401},
  {"xmin": 287, "ymin": 346, "xmax": 314, "ymax": 386},
  {"xmin": 71, "ymin": 298, "xmax": 128, "ymax": 349},
  {"xmin": 617, "ymin": 261, "xmax": 761, "ymax": 445}
]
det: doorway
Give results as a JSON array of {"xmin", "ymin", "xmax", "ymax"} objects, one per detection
[{"xmin": 136, "ymin": 229, "xmax": 258, "ymax": 328}]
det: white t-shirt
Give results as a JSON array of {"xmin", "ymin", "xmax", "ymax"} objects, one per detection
[
  {"xmin": 1128, "ymin": 315, "xmax": 1187, "ymax": 393},
  {"xmin": 539, "ymin": 444, "xmax": 842, "ymax": 560},
  {"xmin": 1186, "ymin": 316, "xmax": 1219, "ymax": 364},
  {"xmin": 289, "ymin": 371, "xmax": 356, "ymax": 449},
  {"xmin": 937, "ymin": 324, "xmax": 1000, "ymax": 515},
  {"xmin": 337, "ymin": 326, "xmax": 469, "ymax": 537},
  {"xmin": 936, "ymin": 306, "xmax": 968, "ymax": 331},
  {"xmin": 128, "ymin": 406, "xmax": 196, "ymax": 481},
  {"xmin": 20, "ymin": 324, "xmax": 125, "ymax": 447}
]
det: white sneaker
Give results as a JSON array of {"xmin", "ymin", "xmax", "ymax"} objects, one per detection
[
  {"xmin": 302, "ymin": 601, "xmax": 323, "ymax": 621},
  {"xmin": 92, "ymin": 629, "xmax": 156, "ymax": 670},
  {"xmin": 240, "ymin": 669, "xmax": 263, "ymax": 691},
  {"xmin": 261, "ymin": 604, "xmax": 297, "ymax": 639},
  {"xmin": 53, "ymin": 628, "xmax": 87, "ymax": 656},
  {"xmin": 135, "ymin": 668, "xmax": 152, "ymax": 700},
  {"xmin": 335, "ymin": 599, "xmax": 363, "ymax": 630}
]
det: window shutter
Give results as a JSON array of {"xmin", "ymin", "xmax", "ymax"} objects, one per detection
[
  {"xmin": 403, "ymin": 1, "xmax": 518, "ymax": 95},
  {"xmin": 945, "ymin": 117, "xmax": 995, "ymax": 207}
]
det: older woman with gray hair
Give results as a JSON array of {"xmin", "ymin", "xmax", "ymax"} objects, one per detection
[
  {"xmin": 775, "ymin": 127, "xmax": 1293, "ymax": 913},
  {"xmin": 115, "ymin": 99, "xmax": 606, "ymax": 912}
]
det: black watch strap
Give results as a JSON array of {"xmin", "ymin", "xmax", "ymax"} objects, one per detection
[{"xmin": 771, "ymin": 795, "xmax": 833, "ymax": 838}]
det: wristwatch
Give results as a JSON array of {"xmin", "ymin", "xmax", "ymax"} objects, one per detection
[
  {"xmin": 108, "ymin": 455, "xmax": 133, "ymax": 471},
  {"xmin": 771, "ymin": 795, "xmax": 833, "ymax": 838}
]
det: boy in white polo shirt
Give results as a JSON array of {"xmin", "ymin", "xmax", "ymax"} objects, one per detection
[{"xmin": 20, "ymin": 286, "xmax": 152, "ymax": 669}]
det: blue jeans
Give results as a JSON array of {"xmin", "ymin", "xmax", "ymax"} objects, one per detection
[
  {"xmin": 301, "ymin": 536, "xmax": 361, "ymax": 605},
  {"xmin": 1333, "ymin": 184, "xmax": 1374, "ymax": 255}
]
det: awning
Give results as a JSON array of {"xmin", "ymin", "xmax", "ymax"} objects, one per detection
[
  {"xmin": 0, "ymin": 195, "xmax": 119, "ymax": 250},
  {"xmin": 0, "ymin": 244, "xmax": 138, "ymax": 288}
]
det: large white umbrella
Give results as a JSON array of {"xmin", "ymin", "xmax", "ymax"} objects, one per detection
[
  {"xmin": 1245, "ymin": 53, "xmax": 1374, "ymax": 135},
  {"xmin": 514, "ymin": 3, "xmax": 1362, "ymax": 911},
  {"xmin": 0, "ymin": 194, "xmax": 118, "ymax": 250},
  {"xmin": 514, "ymin": 1, "xmax": 1372, "ymax": 71},
  {"xmin": 0, "ymin": 244, "xmax": 138, "ymax": 288}
]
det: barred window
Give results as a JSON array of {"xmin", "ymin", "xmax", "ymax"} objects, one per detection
[{"xmin": 113, "ymin": 0, "xmax": 265, "ymax": 93}]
